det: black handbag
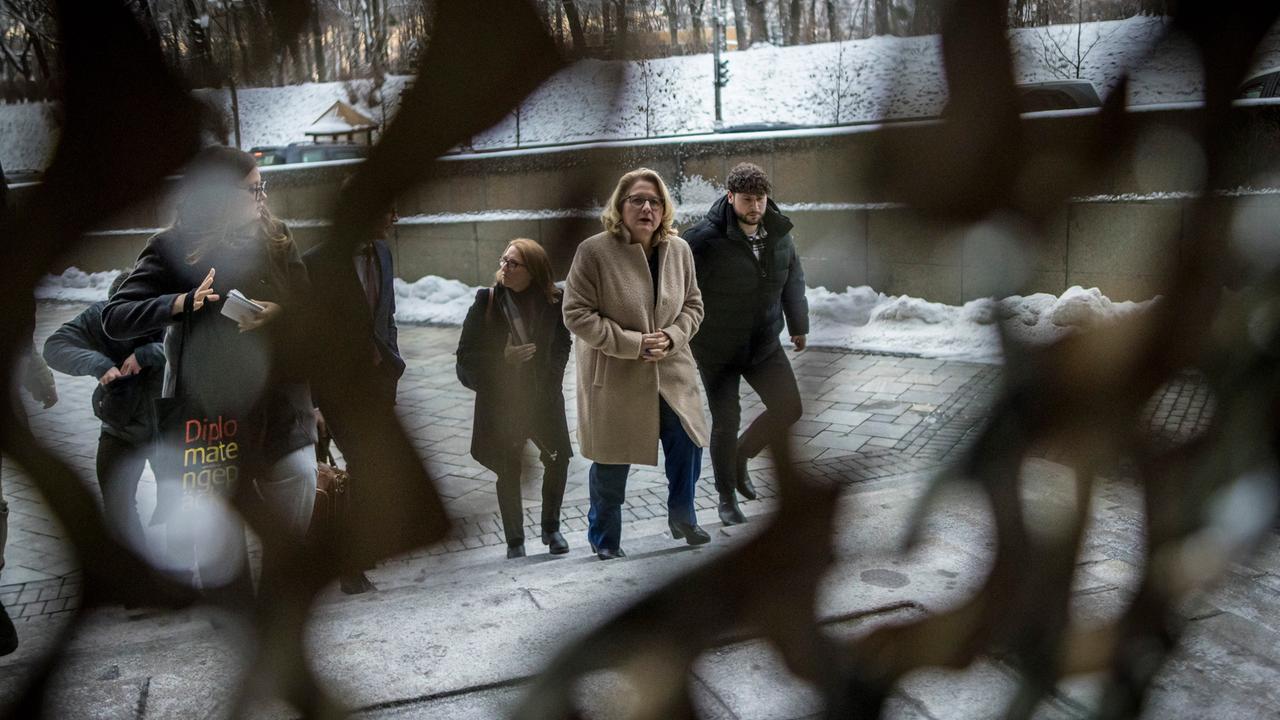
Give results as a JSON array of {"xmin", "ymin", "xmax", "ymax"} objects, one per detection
[
  {"xmin": 151, "ymin": 290, "xmax": 246, "ymax": 519},
  {"xmin": 92, "ymin": 373, "xmax": 151, "ymax": 444}
]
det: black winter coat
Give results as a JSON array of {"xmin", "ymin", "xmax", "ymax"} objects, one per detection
[
  {"xmin": 43, "ymin": 301, "xmax": 164, "ymax": 445},
  {"xmin": 102, "ymin": 228, "xmax": 317, "ymax": 466},
  {"xmin": 456, "ymin": 285, "xmax": 572, "ymax": 474},
  {"xmin": 683, "ymin": 195, "xmax": 809, "ymax": 366}
]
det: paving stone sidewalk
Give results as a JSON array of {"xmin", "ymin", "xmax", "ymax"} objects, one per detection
[{"xmin": 0, "ymin": 302, "xmax": 1214, "ymax": 626}]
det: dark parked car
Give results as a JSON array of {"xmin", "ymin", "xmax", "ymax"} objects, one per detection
[
  {"xmin": 1015, "ymin": 80, "xmax": 1102, "ymax": 113},
  {"xmin": 1240, "ymin": 69, "xmax": 1280, "ymax": 98},
  {"xmin": 714, "ymin": 121, "xmax": 807, "ymax": 134},
  {"xmin": 2, "ymin": 169, "xmax": 42, "ymax": 184},
  {"xmin": 940, "ymin": 80, "xmax": 1102, "ymax": 117},
  {"xmin": 250, "ymin": 142, "xmax": 368, "ymax": 166}
]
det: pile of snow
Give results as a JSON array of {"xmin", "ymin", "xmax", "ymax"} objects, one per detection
[
  {"xmin": 36, "ymin": 267, "xmax": 1155, "ymax": 363},
  {"xmin": 806, "ymin": 284, "xmax": 1155, "ymax": 362},
  {"xmin": 391, "ymin": 275, "xmax": 478, "ymax": 325},
  {"xmin": 10, "ymin": 16, "xmax": 1280, "ymax": 171},
  {"xmin": 34, "ymin": 268, "xmax": 125, "ymax": 303}
]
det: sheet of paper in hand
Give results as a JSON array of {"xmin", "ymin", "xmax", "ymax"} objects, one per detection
[{"xmin": 220, "ymin": 289, "xmax": 265, "ymax": 324}]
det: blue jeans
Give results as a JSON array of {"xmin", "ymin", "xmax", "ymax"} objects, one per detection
[{"xmin": 587, "ymin": 398, "xmax": 701, "ymax": 552}]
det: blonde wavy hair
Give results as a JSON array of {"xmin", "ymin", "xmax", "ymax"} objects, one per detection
[{"xmin": 601, "ymin": 167, "xmax": 676, "ymax": 240}]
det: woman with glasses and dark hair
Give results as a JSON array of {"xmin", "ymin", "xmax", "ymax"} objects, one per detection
[
  {"xmin": 563, "ymin": 167, "xmax": 710, "ymax": 561},
  {"xmin": 103, "ymin": 145, "xmax": 316, "ymax": 598},
  {"xmin": 457, "ymin": 238, "xmax": 573, "ymax": 558}
]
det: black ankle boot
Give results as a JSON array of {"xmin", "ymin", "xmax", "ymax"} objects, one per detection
[
  {"xmin": 718, "ymin": 496, "xmax": 747, "ymax": 526},
  {"xmin": 735, "ymin": 452, "xmax": 758, "ymax": 500},
  {"xmin": 542, "ymin": 530, "xmax": 569, "ymax": 555},
  {"xmin": 506, "ymin": 542, "xmax": 526, "ymax": 559},
  {"xmin": 339, "ymin": 571, "xmax": 377, "ymax": 595},
  {"xmin": 0, "ymin": 602, "xmax": 17, "ymax": 656},
  {"xmin": 669, "ymin": 520, "xmax": 711, "ymax": 546}
]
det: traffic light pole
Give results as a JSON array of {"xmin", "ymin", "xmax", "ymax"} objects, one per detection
[{"xmin": 712, "ymin": 0, "xmax": 724, "ymax": 129}]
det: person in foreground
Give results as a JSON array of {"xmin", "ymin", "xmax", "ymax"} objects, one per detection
[
  {"xmin": 684, "ymin": 162, "xmax": 809, "ymax": 526},
  {"xmin": 562, "ymin": 167, "xmax": 710, "ymax": 561},
  {"xmin": 457, "ymin": 239, "xmax": 574, "ymax": 559},
  {"xmin": 103, "ymin": 146, "xmax": 316, "ymax": 601}
]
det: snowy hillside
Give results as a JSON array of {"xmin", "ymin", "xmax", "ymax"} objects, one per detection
[{"xmin": 7, "ymin": 16, "xmax": 1277, "ymax": 173}]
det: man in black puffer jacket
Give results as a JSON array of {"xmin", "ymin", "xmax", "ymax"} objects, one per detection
[{"xmin": 684, "ymin": 163, "xmax": 808, "ymax": 526}]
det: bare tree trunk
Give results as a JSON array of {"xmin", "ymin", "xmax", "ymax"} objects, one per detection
[
  {"xmin": 825, "ymin": 0, "xmax": 840, "ymax": 40},
  {"xmin": 135, "ymin": 0, "xmax": 162, "ymax": 42},
  {"xmin": 787, "ymin": 0, "xmax": 802, "ymax": 45},
  {"xmin": 230, "ymin": 9, "xmax": 254, "ymax": 81},
  {"xmin": 873, "ymin": 0, "xmax": 889, "ymax": 35},
  {"xmin": 614, "ymin": 0, "xmax": 628, "ymax": 57},
  {"xmin": 27, "ymin": 29, "xmax": 49, "ymax": 81},
  {"xmin": 310, "ymin": 0, "xmax": 327, "ymax": 81},
  {"xmin": 731, "ymin": 0, "xmax": 748, "ymax": 50},
  {"xmin": 745, "ymin": 0, "xmax": 768, "ymax": 46},
  {"xmin": 167, "ymin": 10, "xmax": 184, "ymax": 68},
  {"xmin": 563, "ymin": 1, "xmax": 587, "ymax": 53},
  {"xmin": 290, "ymin": 40, "xmax": 308, "ymax": 84},
  {"xmin": 688, "ymin": 0, "xmax": 706, "ymax": 51},
  {"xmin": 1012, "ymin": 0, "xmax": 1028, "ymax": 27},
  {"xmin": 912, "ymin": 0, "xmax": 940, "ymax": 35},
  {"xmin": 663, "ymin": 1, "xmax": 681, "ymax": 46},
  {"xmin": 555, "ymin": 0, "xmax": 566, "ymax": 48}
]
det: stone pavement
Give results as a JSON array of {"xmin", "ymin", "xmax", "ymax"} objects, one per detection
[
  {"xmin": 2, "ymin": 300, "xmax": 1264, "ymax": 720},
  {"xmin": 3, "ymin": 301, "xmax": 1007, "ymax": 623}
]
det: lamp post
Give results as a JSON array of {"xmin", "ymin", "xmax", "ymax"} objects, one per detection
[{"xmin": 712, "ymin": 0, "xmax": 729, "ymax": 128}]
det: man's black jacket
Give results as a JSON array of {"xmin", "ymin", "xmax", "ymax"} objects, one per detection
[{"xmin": 684, "ymin": 195, "xmax": 808, "ymax": 366}]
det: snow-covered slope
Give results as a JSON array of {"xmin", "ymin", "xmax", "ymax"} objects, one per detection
[{"xmin": 7, "ymin": 16, "xmax": 1276, "ymax": 173}]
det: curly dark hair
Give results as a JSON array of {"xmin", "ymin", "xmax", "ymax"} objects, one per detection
[{"xmin": 726, "ymin": 162, "xmax": 772, "ymax": 196}]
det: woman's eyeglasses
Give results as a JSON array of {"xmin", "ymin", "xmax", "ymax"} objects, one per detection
[
  {"xmin": 242, "ymin": 181, "xmax": 267, "ymax": 201},
  {"xmin": 498, "ymin": 257, "xmax": 525, "ymax": 270},
  {"xmin": 624, "ymin": 195, "xmax": 663, "ymax": 210}
]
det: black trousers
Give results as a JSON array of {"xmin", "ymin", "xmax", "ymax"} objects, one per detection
[
  {"xmin": 95, "ymin": 431, "xmax": 151, "ymax": 553},
  {"xmin": 495, "ymin": 421, "xmax": 571, "ymax": 546},
  {"xmin": 318, "ymin": 372, "xmax": 398, "ymax": 572},
  {"xmin": 698, "ymin": 345, "xmax": 803, "ymax": 498}
]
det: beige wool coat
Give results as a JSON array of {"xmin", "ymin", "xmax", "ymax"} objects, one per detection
[{"xmin": 563, "ymin": 230, "xmax": 710, "ymax": 465}]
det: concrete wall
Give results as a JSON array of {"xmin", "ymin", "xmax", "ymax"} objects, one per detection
[{"xmin": 27, "ymin": 103, "xmax": 1280, "ymax": 303}]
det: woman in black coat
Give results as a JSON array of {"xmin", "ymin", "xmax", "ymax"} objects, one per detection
[
  {"xmin": 103, "ymin": 146, "xmax": 316, "ymax": 594},
  {"xmin": 457, "ymin": 238, "xmax": 572, "ymax": 558}
]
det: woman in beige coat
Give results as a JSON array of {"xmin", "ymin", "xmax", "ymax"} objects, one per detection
[{"xmin": 563, "ymin": 168, "xmax": 711, "ymax": 560}]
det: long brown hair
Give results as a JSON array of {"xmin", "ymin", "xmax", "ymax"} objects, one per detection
[
  {"xmin": 173, "ymin": 145, "xmax": 292, "ymax": 265},
  {"xmin": 495, "ymin": 238, "xmax": 560, "ymax": 305}
]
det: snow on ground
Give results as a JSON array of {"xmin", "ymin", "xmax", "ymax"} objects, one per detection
[
  {"xmin": 33, "ymin": 268, "xmax": 125, "ymax": 303},
  {"xmin": 8, "ymin": 16, "xmax": 1280, "ymax": 172},
  {"xmin": 193, "ymin": 77, "xmax": 409, "ymax": 152},
  {"xmin": 390, "ymin": 275, "xmax": 478, "ymax": 324},
  {"xmin": 0, "ymin": 101, "xmax": 59, "ymax": 172},
  {"xmin": 805, "ymin": 284, "xmax": 1154, "ymax": 362},
  {"xmin": 35, "ymin": 267, "xmax": 1154, "ymax": 364}
]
